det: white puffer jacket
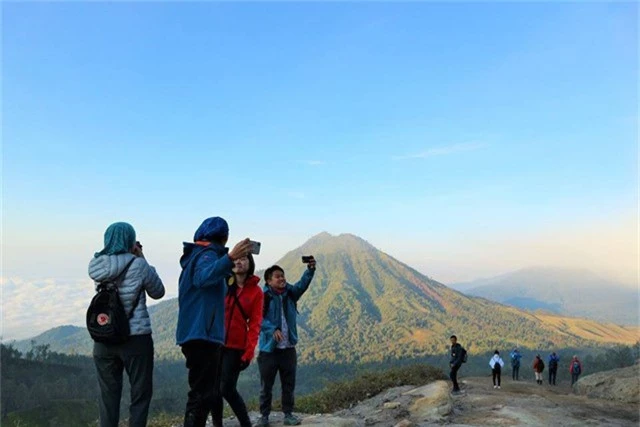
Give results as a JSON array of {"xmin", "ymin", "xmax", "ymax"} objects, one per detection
[{"xmin": 88, "ymin": 253, "xmax": 165, "ymax": 336}]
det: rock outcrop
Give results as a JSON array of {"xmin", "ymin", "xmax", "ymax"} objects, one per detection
[{"xmin": 573, "ymin": 364, "xmax": 640, "ymax": 403}]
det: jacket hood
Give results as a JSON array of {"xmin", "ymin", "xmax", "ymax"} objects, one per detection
[{"xmin": 180, "ymin": 242, "xmax": 228, "ymax": 269}]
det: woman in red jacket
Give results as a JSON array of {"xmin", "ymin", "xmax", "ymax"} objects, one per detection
[{"xmin": 212, "ymin": 254, "xmax": 263, "ymax": 427}]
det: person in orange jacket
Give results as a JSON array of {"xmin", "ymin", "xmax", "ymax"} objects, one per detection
[{"xmin": 212, "ymin": 254, "xmax": 263, "ymax": 427}]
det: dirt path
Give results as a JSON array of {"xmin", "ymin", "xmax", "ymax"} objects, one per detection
[{"xmin": 449, "ymin": 376, "xmax": 639, "ymax": 426}]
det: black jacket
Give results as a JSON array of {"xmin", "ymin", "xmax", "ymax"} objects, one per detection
[{"xmin": 450, "ymin": 343, "xmax": 463, "ymax": 366}]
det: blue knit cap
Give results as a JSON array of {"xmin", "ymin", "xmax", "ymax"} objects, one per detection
[{"xmin": 194, "ymin": 217, "xmax": 229, "ymax": 242}]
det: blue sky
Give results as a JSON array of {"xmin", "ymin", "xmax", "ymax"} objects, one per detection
[{"xmin": 2, "ymin": 2, "xmax": 637, "ymax": 339}]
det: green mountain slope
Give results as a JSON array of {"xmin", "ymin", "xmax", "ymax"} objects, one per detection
[{"xmin": 17, "ymin": 233, "xmax": 639, "ymax": 363}]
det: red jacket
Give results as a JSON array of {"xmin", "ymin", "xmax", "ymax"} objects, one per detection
[
  {"xmin": 224, "ymin": 275, "xmax": 264, "ymax": 362},
  {"xmin": 569, "ymin": 359, "xmax": 582, "ymax": 374}
]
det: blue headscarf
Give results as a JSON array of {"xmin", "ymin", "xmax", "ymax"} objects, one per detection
[
  {"xmin": 194, "ymin": 217, "xmax": 229, "ymax": 242},
  {"xmin": 94, "ymin": 222, "xmax": 137, "ymax": 258}
]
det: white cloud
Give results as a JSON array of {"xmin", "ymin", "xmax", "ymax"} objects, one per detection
[
  {"xmin": 1, "ymin": 277, "xmax": 94, "ymax": 341},
  {"xmin": 305, "ymin": 160, "xmax": 326, "ymax": 166},
  {"xmin": 393, "ymin": 142, "xmax": 486, "ymax": 160},
  {"xmin": 287, "ymin": 191, "xmax": 306, "ymax": 200}
]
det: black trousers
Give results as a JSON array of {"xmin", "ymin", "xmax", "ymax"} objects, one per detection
[
  {"xmin": 571, "ymin": 373, "xmax": 580, "ymax": 385},
  {"xmin": 512, "ymin": 364, "xmax": 520, "ymax": 380},
  {"xmin": 212, "ymin": 348, "xmax": 251, "ymax": 427},
  {"xmin": 492, "ymin": 368, "xmax": 501, "ymax": 386},
  {"xmin": 549, "ymin": 367, "xmax": 557, "ymax": 385},
  {"xmin": 449, "ymin": 364, "xmax": 461, "ymax": 391},
  {"xmin": 93, "ymin": 334, "xmax": 154, "ymax": 427},
  {"xmin": 258, "ymin": 348, "xmax": 297, "ymax": 416},
  {"xmin": 181, "ymin": 340, "xmax": 223, "ymax": 427}
]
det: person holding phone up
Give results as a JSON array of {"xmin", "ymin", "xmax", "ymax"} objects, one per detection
[
  {"xmin": 176, "ymin": 217, "xmax": 254, "ymax": 427},
  {"xmin": 255, "ymin": 256, "xmax": 316, "ymax": 427}
]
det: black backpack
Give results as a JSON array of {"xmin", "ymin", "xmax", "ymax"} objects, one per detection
[
  {"xmin": 461, "ymin": 346, "xmax": 468, "ymax": 363},
  {"xmin": 86, "ymin": 258, "xmax": 141, "ymax": 344}
]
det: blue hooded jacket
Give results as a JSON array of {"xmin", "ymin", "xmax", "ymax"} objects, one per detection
[
  {"xmin": 176, "ymin": 242, "xmax": 233, "ymax": 345},
  {"xmin": 258, "ymin": 268, "xmax": 314, "ymax": 353}
]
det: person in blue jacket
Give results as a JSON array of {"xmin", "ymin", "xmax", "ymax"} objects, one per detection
[
  {"xmin": 548, "ymin": 352, "xmax": 560, "ymax": 385},
  {"xmin": 176, "ymin": 217, "xmax": 253, "ymax": 427},
  {"xmin": 510, "ymin": 347, "xmax": 522, "ymax": 381},
  {"xmin": 256, "ymin": 257, "xmax": 316, "ymax": 427}
]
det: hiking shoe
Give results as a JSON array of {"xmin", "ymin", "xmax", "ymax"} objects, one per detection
[
  {"xmin": 254, "ymin": 416, "xmax": 269, "ymax": 427},
  {"xmin": 283, "ymin": 413, "xmax": 301, "ymax": 426}
]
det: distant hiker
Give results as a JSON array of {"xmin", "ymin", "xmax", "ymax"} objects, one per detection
[
  {"xmin": 176, "ymin": 217, "xmax": 253, "ymax": 427},
  {"xmin": 89, "ymin": 222, "xmax": 165, "ymax": 427},
  {"xmin": 510, "ymin": 347, "xmax": 522, "ymax": 380},
  {"xmin": 449, "ymin": 335, "xmax": 466, "ymax": 394},
  {"xmin": 489, "ymin": 350, "xmax": 505, "ymax": 389},
  {"xmin": 533, "ymin": 354, "xmax": 545, "ymax": 385},
  {"xmin": 211, "ymin": 254, "xmax": 264, "ymax": 427},
  {"xmin": 548, "ymin": 352, "xmax": 560, "ymax": 385},
  {"xmin": 256, "ymin": 257, "xmax": 317, "ymax": 427},
  {"xmin": 570, "ymin": 355, "xmax": 583, "ymax": 386}
]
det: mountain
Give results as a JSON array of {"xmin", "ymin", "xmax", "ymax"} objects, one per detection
[
  {"xmin": 451, "ymin": 267, "xmax": 639, "ymax": 326},
  {"xmin": 16, "ymin": 233, "xmax": 639, "ymax": 363}
]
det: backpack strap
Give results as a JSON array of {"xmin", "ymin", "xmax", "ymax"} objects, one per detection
[
  {"xmin": 97, "ymin": 257, "xmax": 136, "ymax": 291},
  {"xmin": 231, "ymin": 285, "xmax": 250, "ymax": 323},
  {"xmin": 118, "ymin": 257, "xmax": 141, "ymax": 319}
]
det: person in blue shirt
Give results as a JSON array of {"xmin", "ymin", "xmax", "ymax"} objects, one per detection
[
  {"xmin": 548, "ymin": 352, "xmax": 560, "ymax": 385},
  {"xmin": 510, "ymin": 348, "xmax": 522, "ymax": 381},
  {"xmin": 176, "ymin": 217, "xmax": 253, "ymax": 427},
  {"xmin": 256, "ymin": 258, "xmax": 316, "ymax": 427}
]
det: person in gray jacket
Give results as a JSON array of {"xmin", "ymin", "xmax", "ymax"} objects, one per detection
[{"xmin": 89, "ymin": 222, "xmax": 165, "ymax": 427}]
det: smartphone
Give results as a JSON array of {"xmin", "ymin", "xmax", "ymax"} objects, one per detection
[
  {"xmin": 301, "ymin": 255, "xmax": 314, "ymax": 263},
  {"xmin": 249, "ymin": 240, "xmax": 261, "ymax": 255}
]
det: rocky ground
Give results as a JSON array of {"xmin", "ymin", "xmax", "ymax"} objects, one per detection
[{"xmin": 195, "ymin": 369, "xmax": 639, "ymax": 426}]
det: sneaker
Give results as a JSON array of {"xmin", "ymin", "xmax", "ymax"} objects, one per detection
[
  {"xmin": 254, "ymin": 416, "xmax": 269, "ymax": 427},
  {"xmin": 493, "ymin": 385, "xmax": 497, "ymax": 389},
  {"xmin": 283, "ymin": 413, "xmax": 301, "ymax": 426},
  {"xmin": 497, "ymin": 386, "xmax": 501, "ymax": 389}
]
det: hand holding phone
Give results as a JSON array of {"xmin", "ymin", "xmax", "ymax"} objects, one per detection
[
  {"xmin": 249, "ymin": 240, "xmax": 261, "ymax": 255},
  {"xmin": 302, "ymin": 255, "xmax": 316, "ymax": 270}
]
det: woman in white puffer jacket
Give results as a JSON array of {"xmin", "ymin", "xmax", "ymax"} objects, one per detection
[
  {"xmin": 88, "ymin": 222, "xmax": 165, "ymax": 427},
  {"xmin": 489, "ymin": 350, "xmax": 505, "ymax": 389}
]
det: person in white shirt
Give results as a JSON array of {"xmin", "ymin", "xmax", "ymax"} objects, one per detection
[{"xmin": 489, "ymin": 350, "xmax": 505, "ymax": 389}]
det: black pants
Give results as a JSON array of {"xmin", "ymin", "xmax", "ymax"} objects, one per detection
[
  {"xmin": 181, "ymin": 340, "xmax": 223, "ymax": 427},
  {"xmin": 571, "ymin": 373, "xmax": 580, "ymax": 385},
  {"xmin": 449, "ymin": 364, "xmax": 461, "ymax": 391},
  {"xmin": 492, "ymin": 368, "xmax": 501, "ymax": 386},
  {"xmin": 512, "ymin": 364, "xmax": 520, "ymax": 380},
  {"xmin": 258, "ymin": 348, "xmax": 297, "ymax": 416},
  {"xmin": 212, "ymin": 348, "xmax": 251, "ymax": 427},
  {"xmin": 549, "ymin": 367, "xmax": 557, "ymax": 385},
  {"xmin": 93, "ymin": 334, "xmax": 154, "ymax": 427}
]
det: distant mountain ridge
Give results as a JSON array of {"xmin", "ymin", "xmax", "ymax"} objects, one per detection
[
  {"xmin": 452, "ymin": 266, "xmax": 639, "ymax": 326},
  {"xmin": 16, "ymin": 233, "xmax": 639, "ymax": 362}
]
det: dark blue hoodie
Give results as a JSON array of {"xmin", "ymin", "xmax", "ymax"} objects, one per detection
[{"xmin": 175, "ymin": 242, "xmax": 233, "ymax": 345}]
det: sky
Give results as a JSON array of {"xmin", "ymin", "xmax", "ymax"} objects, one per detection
[{"xmin": 2, "ymin": 2, "xmax": 638, "ymax": 340}]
